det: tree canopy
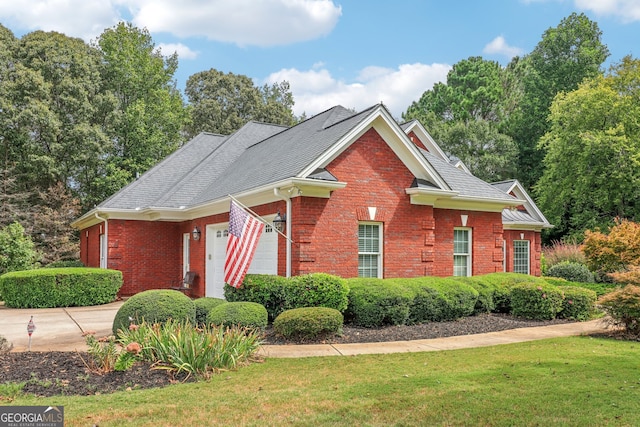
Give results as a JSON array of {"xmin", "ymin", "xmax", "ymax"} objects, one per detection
[
  {"xmin": 536, "ymin": 56, "xmax": 640, "ymax": 240},
  {"xmin": 185, "ymin": 69, "xmax": 296, "ymax": 137}
]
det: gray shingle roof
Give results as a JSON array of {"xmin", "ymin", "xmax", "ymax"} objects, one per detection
[
  {"xmin": 419, "ymin": 149, "xmax": 517, "ymax": 202},
  {"xmin": 97, "ymin": 104, "xmax": 528, "ymax": 212},
  {"xmin": 189, "ymin": 105, "xmax": 374, "ymax": 205}
]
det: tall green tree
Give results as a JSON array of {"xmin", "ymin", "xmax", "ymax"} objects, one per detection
[
  {"xmin": 507, "ymin": 13, "xmax": 610, "ymax": 189},
  {"xmin": 536, "ymin": 56, "xmax": 640, "ymax": 240},
  {"xmin": 0, "ymin": 222, "xmax": 39, "ymax": 274},
  {"xmin": 95, "ymin": 22, "xmax": 189, "ymax": 207},
  {"xmin": 10, "ymin": 31, "xmax": 109, "ymax": 198},
  {"xmin": 185, "ymin": 69, "xmax": 296, "ymax": 137},
  {"xmin": 403, "ymin": 57, "xmax": 518, "ymax": 182}
]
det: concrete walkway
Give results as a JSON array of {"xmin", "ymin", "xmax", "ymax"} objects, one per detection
[{"xmin": 1, "ymin": 301, "xmax": 611, "ymax": 356}]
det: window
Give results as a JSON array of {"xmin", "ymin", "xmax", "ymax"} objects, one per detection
[
  {"xmin": 453, "ymin": 228, "xmax": 471, "ymax": 277},
  {"xmin": 513, "ymin": 240, "xmax": 530, "ymax": 274},
  {"xmin": 358, "ymin": 223, "xmax": 382, "ymax": 278}
]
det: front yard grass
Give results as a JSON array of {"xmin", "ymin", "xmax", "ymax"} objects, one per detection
[{"xmin": 7, "ymin": 336, "xmax": 639, "ymax": 426}]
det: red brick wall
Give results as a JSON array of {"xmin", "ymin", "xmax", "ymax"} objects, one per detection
[
  {"xmin": 407, "ymin": 130, "xmax": 428, "ymax": 151},
  {"xmin": 289, "ymin": 127, "xmax": 505, "ymax": 279},
  {"xmin": 504, "ymin": 229, "xmax": 542, "ymax": 276}
]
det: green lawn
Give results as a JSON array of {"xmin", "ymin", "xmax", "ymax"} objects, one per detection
[{"xmin": 6, "ymin": 336, "xmax": 639, "ymax": 426}]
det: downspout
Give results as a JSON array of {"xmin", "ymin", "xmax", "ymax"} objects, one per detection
[
  {"xmin": 273, "ymin": 188, "xmax": 291, "ymax": 277},
  {"xmin": 94, "ymin": 212, "xmax": 108, "ymax": 269}
]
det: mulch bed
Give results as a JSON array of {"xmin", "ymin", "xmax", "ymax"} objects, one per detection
[{"xmin": 0, "ymin": 313, "xmax": 622, "ymax": 398}]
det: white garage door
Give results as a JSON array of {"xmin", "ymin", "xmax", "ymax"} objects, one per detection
[{"xmin": 205, "ymin": 222, "xmax": 278, "ymax": 298}]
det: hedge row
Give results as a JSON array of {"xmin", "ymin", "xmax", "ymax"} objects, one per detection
[
  {"xmin": 344, "ymin": 273, "xmax": 595, "ymax": 327},
  {"xmin": 0, "ymin": 268, "xmax": 122, "ymax": 308},
  {"xmin": 224, "ymin": 273, "xmax": 349, "ymax": 320}
]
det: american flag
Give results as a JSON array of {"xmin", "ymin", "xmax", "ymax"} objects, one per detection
[{"xmin": 224, "ymin": 200, "xmax": 265, "ymax": 288}]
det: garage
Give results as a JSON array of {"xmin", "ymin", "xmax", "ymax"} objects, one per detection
[{"xmin": 205, "ymin": 222, "xmax": 278, "ymax": 298}]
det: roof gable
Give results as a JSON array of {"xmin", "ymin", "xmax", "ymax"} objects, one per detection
[{"xmin": 491, "ymin": 180, "xmax": 552, "ymax": 229}]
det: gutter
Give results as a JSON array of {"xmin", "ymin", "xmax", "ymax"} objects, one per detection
[
  {"xmin": 273, "ymin": 188, "xmax": 292, "ymax": 278},
  {"xmin": 95, "ymin": 212, "xmax": 108, "ymax": 269}
]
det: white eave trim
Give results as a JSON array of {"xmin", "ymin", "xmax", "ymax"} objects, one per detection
[
  {"xmin": 298, "ymin": 105, "xmax": 450, "ymax": 191},
  {"xmin": 406, "ymin": 187, "xmax": 526, "ymax": 212},
  {"xmin": 503, "ymin": 221, "xmax": 553, "ymax": 231},
  {"xmin": 72, "ymin": 178, "xmax": 347, "ymax": 229}
]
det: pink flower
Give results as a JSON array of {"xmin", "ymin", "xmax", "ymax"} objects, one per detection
[
  {"xmin": 542, "ymin": 293, "xmax": 547, "ymax": 299},
  {"xmin": 126, "ymin": 342, "xmax": 142, "ymax": 355},
  {"xmin": 568, "ymin": 300, "xmax": 573, "ymax": 305},
  {"xmin": 537, "ymin": 286, "xmax": 543, "ymax": 291},
  {"xmin": 129, "ymin": 324, "xmax": 139, "ymax": 331}
]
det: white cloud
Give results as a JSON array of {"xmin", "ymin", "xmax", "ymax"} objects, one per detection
[
  {"xmin": 264, "ymin": 63, "xmax": 451, "ymax": 118},
  {"xmin": 131, "ymin": 0, "xmax": 342, "ymax": 46},
  {"xmin": 483, "ymin": 36, "xmax": 524, "ymax": 58},
  {"xmin": 0, "ymin": 0, "xmax": 121, "ymax": 41},
  {"xmin": 575, "ymin": 0, "xmax": 640, "ymax": 22},
  {"xmin": 157, "ymin": 43, "xmax": 199, "ymax": 60},
  {"xmin": 0, "ymin": 0, "xmax": 342, "ymax": 46}
]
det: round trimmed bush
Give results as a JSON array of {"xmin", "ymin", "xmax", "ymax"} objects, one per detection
[
  {"xmin": 206, "ymin": 301, "xmax": 268, "ymax": 330},
  {"xmin": 273, "ymin": 307, "xmax": 343, "ymax": 339},
  {"xmin": 557, "ymin": 286, "xmax": 597, "ymax": 321},
  {"xmin": 546, "ymin": 261, "xmax": 594, "ymax": 283},
  {"xmin": 510, "ymin": 282, "xmax": 564, "ymax": 320},
  {"xmin": 112, "ymin": 289, "xmax": 196, "ymax": 334},
  {"xmin": 194, "ymin": 297, "xmax": 227, "ymax": 326}
]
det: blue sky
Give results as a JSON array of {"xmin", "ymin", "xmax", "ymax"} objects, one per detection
[{"xmin": 1, "ymin": 0, "xmax": 638, "ymax": 118}]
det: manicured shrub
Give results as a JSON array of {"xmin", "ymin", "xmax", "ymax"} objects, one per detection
[
  {"xmin": 510, "ymin": 282, "xmax": 564, "ymax": 320},
  {"xmin": 224, "ymin": 274, "xmax": 288, "ymax": 319},
  {"xmin": 344, "ymin": 278, "xmax": 413, "ymax": 327},
  {"xmin": 546, "ymin": 261, "xmax": 594, "ymax": 283},
  {"xmin": 476, "ymin": 273, "xmax": 547, "ymax": 313},
  {"xmin": 273, "ymin": 307, "xmax": 343, "ymax": 340},
  {"xmin": 194, "ymin": 297, "xmax": 227, "ymax": 326},
  {"xmin": 598, "ymin": 285, "xmax": 640, "ymax": 335},
  {"xmin": 557, "ymin": 286, "xmax": 597, "ymax": 321},
  {"xmin": 224, "ymin": 273, "xmax": 349, "ymax": 320},
  {"xmin": 405, "ymin": 277, "xmax": 478, "ymax": 323},
  {"xmin": 450, "ymin": 276, "xmax": 496, "ymax": 314},
  {"xmin": 206, "ymin": 301, "xmax": 268, "ymax": 330},
  {"xmin": 543, "ymin": 277, "xmax": 619, "ymax": 298},
  {"xmin": 112, "ymin": 289, "xmax": 196, "ymax": 334},
  {"xmin": 0, "ymin": 268, "xmax": 122, "ymax": 308},
  {"xmin": 44, "ymin": 260, "xmax": 84, "ymax": 268}
]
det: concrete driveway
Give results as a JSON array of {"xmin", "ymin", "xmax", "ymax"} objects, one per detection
[{"xmin": 1, "ymin": 300, "xmax": 124, "ymax": 352}]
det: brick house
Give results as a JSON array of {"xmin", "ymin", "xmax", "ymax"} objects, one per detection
[{"xmin": 72, "ymin": 104, "xmax": 551, "ymax": 297}]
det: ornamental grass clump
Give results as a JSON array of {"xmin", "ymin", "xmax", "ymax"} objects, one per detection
[{"xmin": 117, "ymin": 319, "xmax": 262, "ymax": 379}]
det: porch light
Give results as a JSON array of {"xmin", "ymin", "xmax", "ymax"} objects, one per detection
[
  {"xmin": 273, "ymin": 211, "xmax": 286, "ymax": 233},
  {"xmin": 192, "ymin": 226, "xmax": 201, "ymax": 241}
]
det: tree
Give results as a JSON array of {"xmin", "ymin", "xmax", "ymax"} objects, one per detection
[
  {"xmin": 404, "ymin": 57, "xmax": 506, "ymax": 124},
  {"xmin": 536, "ymin": 56, "xmax": 640, "ymax": 241},
  {"xmin": 507, "ymin": 13, "xmax": 610, "ymax": 189},
  {"xmin": 443, "ymin": 121, "xmax": 517, "ymax": 182},
  {"xmin": 0, "ymin": 222, "xmax": 39, "ymax": 274},
  {"xmin": 7, "ymin": 30, "xmax": 110, "ymax": 206},
  {"xmin": 185, "ymin": 69, "xmax": 296, "ymax": 137},
  {"xmin": 31, "ymin": 182, "xmax": 81, "ymax": 264},
  {"xmin": 403, "ymin": 57, "xmax": 517, "ymax": 182},
  {"xmin": 95, "ymin": 22, "xmax": 189, "ymax": 207}
]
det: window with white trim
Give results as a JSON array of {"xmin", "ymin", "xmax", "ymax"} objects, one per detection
[
  {"xmin": 513, "ymin": 240, "xmax": 530, "ymax": 274},
  {"xmin": 453, "ymin": 228, "xmax": 471, "ymax": 277},
  {"xmin": 358, "ymin": 223, "xmax": 382, "ymax": 278}
]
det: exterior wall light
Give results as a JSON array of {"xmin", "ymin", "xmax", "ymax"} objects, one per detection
[
  {"xmin": 192, "ymin": 226, "xmax": 201, "ymax": 241},
  {"xmin": 273, "ymin": 211, "xmax": 286, "ymax": 233}
]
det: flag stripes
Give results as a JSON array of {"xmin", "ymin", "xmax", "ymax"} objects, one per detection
[{"xmin": 224, "ymin": 200, "xmax": 265, "ymax": 288}]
